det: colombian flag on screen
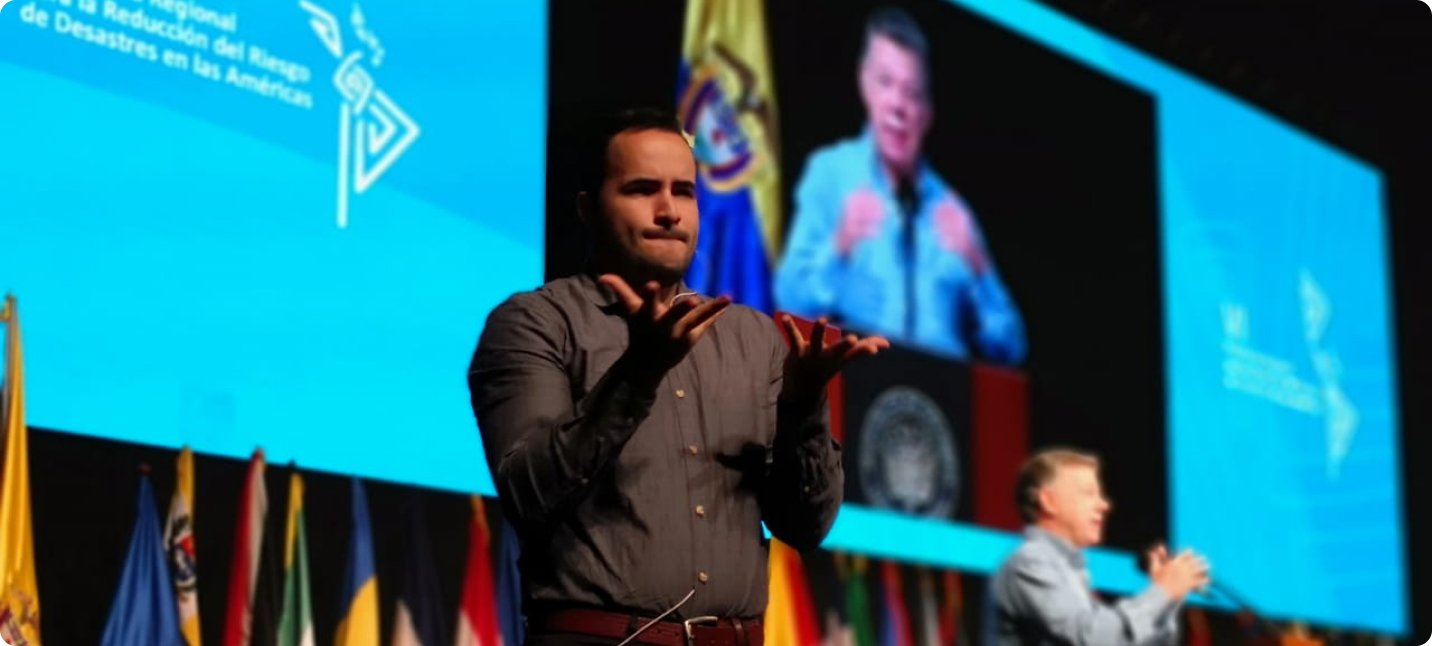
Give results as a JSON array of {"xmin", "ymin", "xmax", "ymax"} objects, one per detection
[{"xmin": 677, "ymin": 0, "xmax": 782, "ymax": 312}]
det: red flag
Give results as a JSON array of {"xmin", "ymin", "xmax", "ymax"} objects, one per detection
[
  {"xmin": 765, "ymin": 540, "xmax": 822, "ymax": 646},
  {"xmin": 938, "ymin": 570, "xmax": 963, "ymax": 646},
  {"xmin": 453, "ymin": 496, "xmax": 501, "ymax": 646},
  {"xmin": 878, "ymin": 562, "xmax": 912, "ymax": 646},
  {"xmin": 223, "ymin": 450, "xmax": 268, "ymax": 646},
  {"xmin": 1186, "ymin": 607, "xmax": 1213, "ymax": 646},
  {"xmin": 784, "ymin": 546, "xmax": 821, "ymax": 646}
]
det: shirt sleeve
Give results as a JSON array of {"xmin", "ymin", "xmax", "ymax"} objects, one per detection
[
  {"xmin": 1005, "ymin": 554, "xmax": 1179, "ymax": 646},
  {"xmin": 1148, "ymin": 598, "xmax": 1184, "ymax": 646},
  {"xmin": 468, "ymin": 295, "xmax": 659, "ymax": 530},
  {"xmin": 758, "ymin": 321, "xmax": 844, "ymax": 551},
  {"xmin": 773, "ymin": 149, "xmax": 843, "ymax": 319},
  {"xmin": 962, "ymin": 212, "xmax": 1028, "ymax": 364}
]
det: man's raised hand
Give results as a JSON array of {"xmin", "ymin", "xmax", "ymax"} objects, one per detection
[
  {"xmin": 600, "ymin": 274, "xmax": 732, "ymax": 376},
  {"xmin": 780, "ymin": 315, "xmax": 890, "ymax": 405}
]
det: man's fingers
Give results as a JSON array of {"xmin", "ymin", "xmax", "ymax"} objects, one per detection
[
  {"xmin": 810, "ymin": 317, "xmax": 830, "ymax": 354},
  {"xmin": 781, "ymin": 315, "xmax": 810, "ymax": 355},
  {"xmin": 841, "ymin": 336, "xmax": 890, "ymax": 361},
  {"xmin": 598, "ymin": 274, "xmax": 644, "ymax": 314},
  {"xmin": 825, "ymin": 334, "xmax": 858, "ymax": 356},
  {"xmin": 661, "ymin": 292, "xmax": 701, "ymax": 326},
  {"xmin": 642, "ymin": 281, "xmax": 664, "ymax": 320},
  {"xmin": 673, "ymin": 296, "xmax": 731, "ymax": 338},
  {"xmin": 1148, "ymin": 544, "xmax": 1170, "ymax": 568},
  {"xmin": 685, "ymin": 303, "xmax": 731, "ymax": 342}
]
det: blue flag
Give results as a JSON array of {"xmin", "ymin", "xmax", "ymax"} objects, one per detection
[
  {"xmin": 101, "ymin": 474, "xmax": 183, "ymax": 646},
  {"xmin": 336, "ymin": 477, "xmax": 379, "ymax": 645},
  {"xmin": 391, "ymin": 499, "xmax": 446, "ymax": 646},
  {"xmin": 496, "ymin": 520, "xmax": 524, "ymax": 646}
]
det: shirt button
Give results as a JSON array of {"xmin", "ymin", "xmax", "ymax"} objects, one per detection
[
  {"xmin": 675, "ymin": 388, "xmax": 687, "ymax": 399},
  {"xmin": 698, "ymin": 571, "xmax": 710, "ymax": 584},
  {"xmin": 687, "ymin": 445, "xmax": 699, "ymax": 456},
  {"xmin": 695, "ymin": 505, "xmax": 706, "ymax": 518}
]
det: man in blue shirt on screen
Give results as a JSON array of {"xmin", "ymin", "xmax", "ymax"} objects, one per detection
[{"xmin": 773, "ymin": 7, "xmax": 1026, "ymax": 364}]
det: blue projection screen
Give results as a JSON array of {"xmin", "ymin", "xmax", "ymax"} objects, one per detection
[
  {"xmin": 0, "ymin": 0, "xmax": 546, "ymax": 493},
  {"xmin": 1162, "ymin": 92, "xmax": 1403, "ymax": 632}
]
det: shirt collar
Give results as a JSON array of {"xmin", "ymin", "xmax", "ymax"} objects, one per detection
[
  {"xmin": 1025, "ymin": 525, "xmax": 1087, "ymax": 570},
  {"xmin": 576, "ymin": 271, "xmax": 620, "ymax": 308},
  {"xmin": 575, "ymin": 271, "xmax": 695, "ymax": 312},
  {"xmin": 859, "ymin": 125, "xmax": 939, "ymax": 204}
]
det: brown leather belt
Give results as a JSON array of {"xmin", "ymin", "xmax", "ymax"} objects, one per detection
[{"xmin": 529, "ymin": 608, "xmax": 764, "ymax": 646}]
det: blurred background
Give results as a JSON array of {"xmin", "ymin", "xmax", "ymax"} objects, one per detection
[{"xmin": 1, "ymin": 0, "xmax": 1428, "ymax": 643}]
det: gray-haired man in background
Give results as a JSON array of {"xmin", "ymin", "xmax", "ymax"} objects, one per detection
[{"xmin": 989, "ymin": 449, "xmax": 1210, "ymax": 645}]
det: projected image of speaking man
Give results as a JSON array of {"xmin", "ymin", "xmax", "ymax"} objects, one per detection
[{"xmin": 774, "ymin": 7, "xmax": 1026, "ymax": 365}]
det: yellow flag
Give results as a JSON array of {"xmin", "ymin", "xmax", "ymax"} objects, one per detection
[
  {"xmin": 0, "ymin": 295, "xmax": 40, "ymax": 645},
  {"xmin": 764, "ymin": 539, "xmax": 821, "ymax": 646},
  {"xmin": 164, "ymin": 446, "xmax": 201, "ymax": 645},
  {"xmin": 764, "ymin": 540, "xmax": 799, "ymax": 646}
]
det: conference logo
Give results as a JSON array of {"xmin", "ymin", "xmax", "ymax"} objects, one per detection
[
  {"xmin": 858, "ymin": 386, "xmax": 961, "ymax": 518},
  {"xmin": 677, "ymin": 48, "xmax": 774, "ymax": 193},
  {"xmin": 298, "ymin": 0, "xmax": 421, "ymax": 229},
  {"xmin": 1219, "ymin": 269, "xmax": 1358, "ymax": 478}
]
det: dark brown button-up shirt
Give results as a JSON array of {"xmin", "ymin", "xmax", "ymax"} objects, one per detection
[{"xmin": 468, "ymin": 274, "xmax": 843, "ymax": 619}]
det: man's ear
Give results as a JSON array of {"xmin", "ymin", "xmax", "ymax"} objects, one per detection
[{"xmin": 1037, "ymin": 486, "xmax": 1057, "ymax": 518}]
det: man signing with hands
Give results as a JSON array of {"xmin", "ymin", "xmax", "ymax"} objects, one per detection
[{"xmin": 469, "ymin": 108, "xmax": 888, "ymax": 646}]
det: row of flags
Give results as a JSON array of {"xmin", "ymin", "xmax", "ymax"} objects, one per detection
[
  {"xmin": 768, "ymin": 538, "xmax": 970, "ymax": 646},
  {"xmin": 97, "ymin": 447, "xmax": 523, "ymax": 646}
]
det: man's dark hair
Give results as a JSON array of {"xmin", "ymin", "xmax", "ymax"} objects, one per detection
[
  {"xmin": 574, "ymin": 107, "xmax": 687, "ymax": 199},
  {"xmin": 862, "ymin": 6, "xmax": 930, "ymax": 70}
]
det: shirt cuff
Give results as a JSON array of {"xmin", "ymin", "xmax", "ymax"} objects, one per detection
[{"xmin": 1124, "ymin": 584, "xmax": 1178, "ymax": 643}]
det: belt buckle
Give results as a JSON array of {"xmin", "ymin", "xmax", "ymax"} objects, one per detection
[{"xmin": 682, "ymin": 616, "xmax": 719, "ymax": 646}]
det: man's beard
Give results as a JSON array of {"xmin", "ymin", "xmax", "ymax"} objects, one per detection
[
  {"xmin": 591, "ymin": 228, "xmax": 692, "ymax": 285},
  {"xmin": 627, "ymin": 250, "xmax": 690, "ymax": 285}
]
